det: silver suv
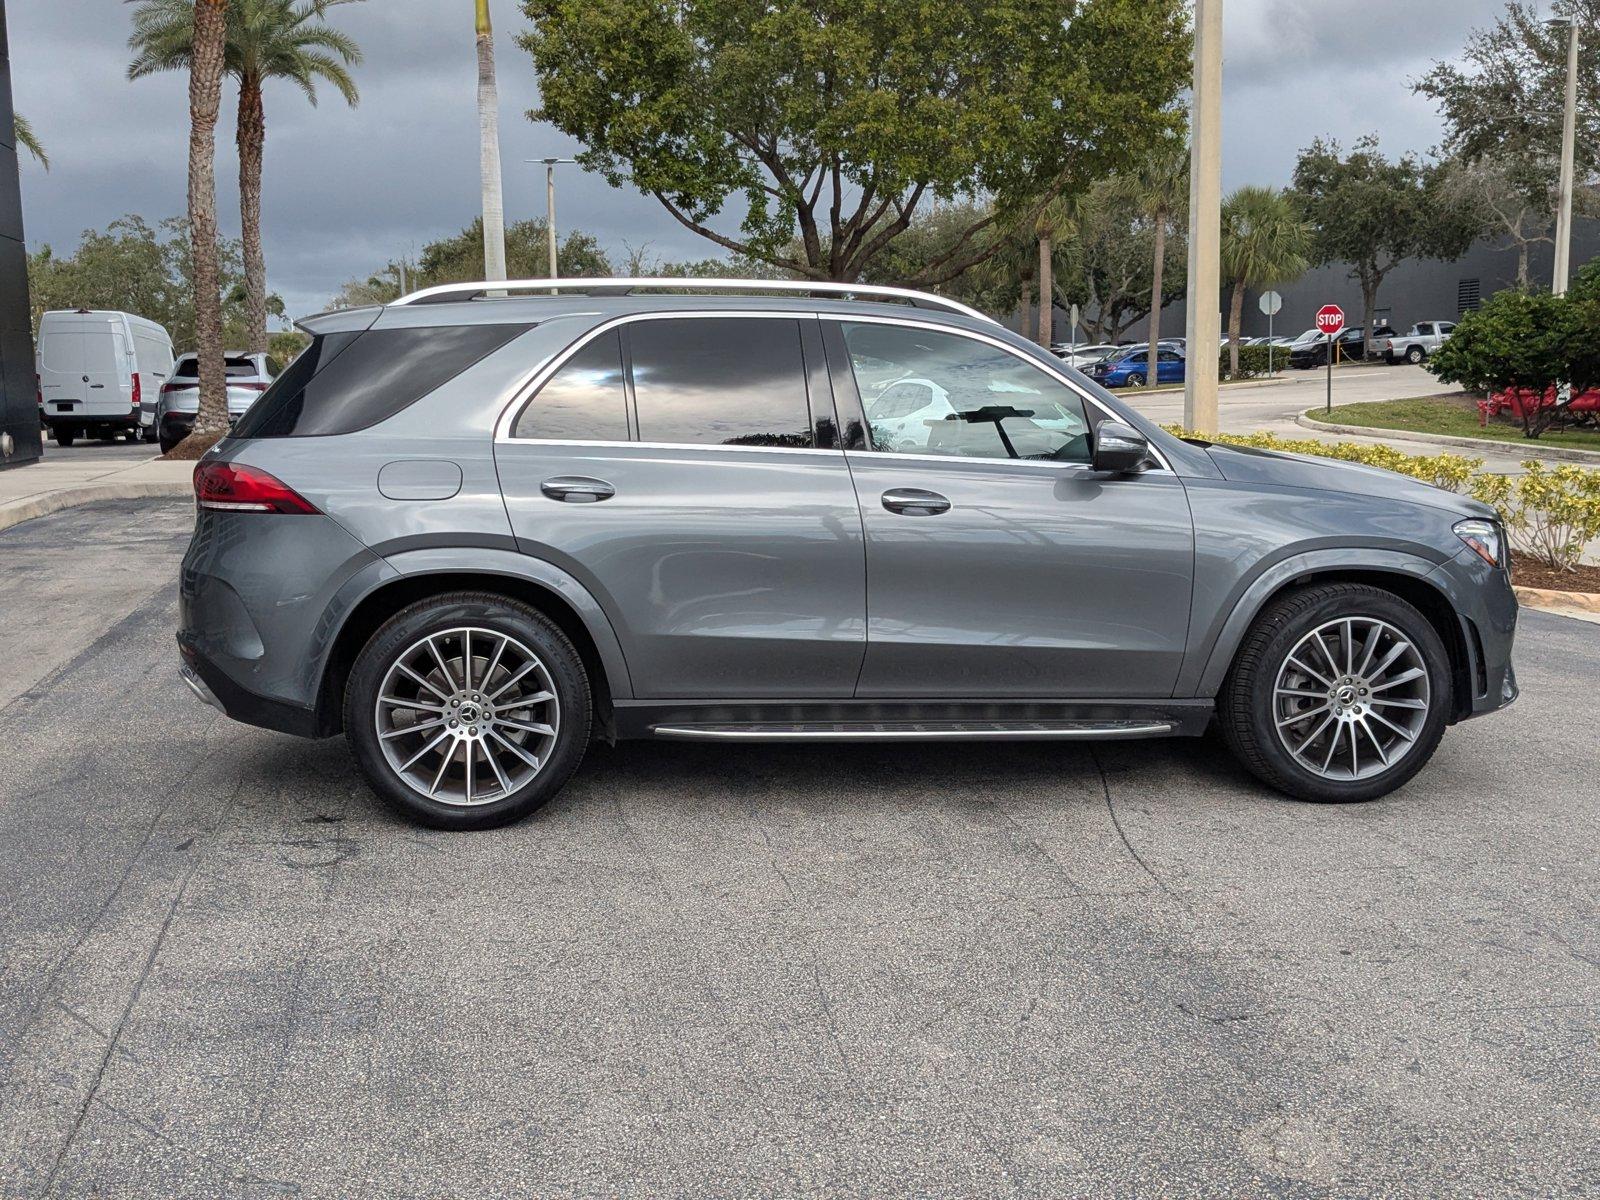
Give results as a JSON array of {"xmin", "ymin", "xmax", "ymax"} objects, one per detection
[
  {"xmin": 177, "ymin": 280, "xmax": 1518, "ymax": 829},
  {"xmin": 153, "ymin": 351, "xmax": 276, "ymax": 452}
]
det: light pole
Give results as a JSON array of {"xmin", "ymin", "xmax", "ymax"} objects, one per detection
[
  {"xmin": 526, "ymin": 157, "xmax": 575, "ymax": 284},
  {"xmin": 1183, "ymin": 0, "xmax": 1224, "ymax": 434},
  {"xmin": 1547, "ymin": 8, "xmax": 1581, "ymax": 295}
]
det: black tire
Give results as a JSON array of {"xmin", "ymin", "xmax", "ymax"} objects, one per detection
[
  {"xmin": 51, "ymin": 428, "xmax": 75, "ymax": 447},
  {"xmin": 1217, "ymin": 583, "xmax": 1451, "ymax": 803},
  {"xmin": 158, "ymin": 431, "xmax": 182, "ymax": 454},
  {"xmin": 1126, "ymin": 372, "xmax": 1146, "ymax": 388},
  {"xmin": 344, "ymin": 592, "xmax": 591, "ymax": 830},
  {"xmin": 1405, "ymin": 345, "xmax": 1425, "ymax": 365}
]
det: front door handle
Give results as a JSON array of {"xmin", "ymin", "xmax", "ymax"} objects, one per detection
[
  {"xmin": 541, "ymin": 476, "xmax": 615, "ymax": 503},
  {"xmin": 881, "ymin": 488, "xmax": 950, "ymax": 516}
]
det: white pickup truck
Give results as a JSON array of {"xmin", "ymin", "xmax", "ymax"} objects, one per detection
[{"xmin": 1383, "ymin": 321, "xmax": 1456, "ymax": 365}]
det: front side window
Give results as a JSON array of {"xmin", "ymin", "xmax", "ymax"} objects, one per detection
[
  {"xmin": 512, "ymin": 329, "xmax": 629, "ymax": 441},
  {"xmin": 628, "ymin": 317, "xmax": 813, "ymax": 448},
  {"xmin": 841, "ymin": 322, "xmax": 1092, "ymax": 463}
]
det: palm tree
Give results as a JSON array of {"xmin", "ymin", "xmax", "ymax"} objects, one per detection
[
  {"xmin": 1115, "ymin": 139, "xmax": 1188, "ymax": 388},
  {"xmin": 1033, "ymin": 197, "xmax": 1077, "ymax": 349},
  {"xmin": 476, "ymin": 0, "xmax": 507, "ymax": 283},
  {"xmin": 13, "ymin": 115, "xmax": 49, "ymax": 169},
  {"xmin": 129, "ymin": 0, "xmax": 363, "ymax": 353},
  {"xmin": 187, "ymin": 0, "xmax": 231, "ymax": 450},
  {"xmin": 1220, "ymin": 185, "xmax": 1311, "ymax": 379}
]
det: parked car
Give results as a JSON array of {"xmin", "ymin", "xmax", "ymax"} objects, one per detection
[
  {"xmin": 1383, "ymin": 321, "xmax": 1456, "ymax": 365},
  {"xmin": 155, "ymin": 351, "xmax": 276, "ymax": 452},
  {"xmin": 1053, "ymin": 342, "xmax": 1118, "ymax": 369},
  {"xmin": 178, "ymin": 278, "xmax": 1517, "ymax": 830},
  {"xmin": 36, "ymin": 309, "xmax": 174, "ymax": 447},
  {"xmin": 1086, "ymin": 344, "xmax": 1186, "ymax": 387}
]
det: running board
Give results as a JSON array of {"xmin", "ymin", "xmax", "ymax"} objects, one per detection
[{"xmin": 649, "ymin": 720, "xmax": 1177, "ymax": 743}]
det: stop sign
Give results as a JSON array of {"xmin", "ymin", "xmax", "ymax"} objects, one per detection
[{"xmin": 1315, "ymin": 304, "xmax": 1346, "ymax": 336}]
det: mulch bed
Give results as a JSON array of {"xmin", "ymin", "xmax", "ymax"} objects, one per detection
[{"xmin": 1510, "ymin": 557, "xmax": 1600, "ymax": 593}]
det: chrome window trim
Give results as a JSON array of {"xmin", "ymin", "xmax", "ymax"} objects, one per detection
[
  {"xmin": 833, "ymin": 313, "xmax": 1174, "ymax": 474},
  {"xmin": 494, "ymin": 310, "xmax": 835, "ymax": 448},
  {"xmin": 493, "ymin": 308, "xmax": 1172, "ymax": 473}
]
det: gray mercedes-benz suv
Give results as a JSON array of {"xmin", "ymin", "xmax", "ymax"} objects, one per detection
[{"xmin": 177, "ymin": 280, "xmax": 1518, "ymax": 829}]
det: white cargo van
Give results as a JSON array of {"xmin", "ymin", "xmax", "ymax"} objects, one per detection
[{"xmin": 36, "ymin": 309, "xmax": 175, "ymax": 447}]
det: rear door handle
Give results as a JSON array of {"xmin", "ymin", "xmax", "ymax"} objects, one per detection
[
  {"xmin": 881, "ymin": 488, "xmax": 950, "ymax": 516},
  {"xmin": 541, "ymin": 476, "xmax": 616, "ymax": 503}
]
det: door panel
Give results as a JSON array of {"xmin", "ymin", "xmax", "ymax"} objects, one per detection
[
  {"xmin": 498, "ymin": 443, "xmax": 866, "ymax": 698},
  {"xmin": 847, "ymin": 455, "xmax": 1194, "ymax": 698},
  {"xmin": 496, "ymin": 314, "xmax": 866, "ymax": 700}
]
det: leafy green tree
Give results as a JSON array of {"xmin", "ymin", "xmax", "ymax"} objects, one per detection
[
  {"xmin": 1292, "ymin": 136, "xmax": 1479, "ymax": 357},
  {"xmin": 1429, "ymin": 288, "xmax": 1583, "ymax": 437},
  {"xmin": 129, "ymin": 0, "xmax": 363, "ymax": 353},
  {"xmin": 517, "ymin": 0, "xmax": 1190, "ymax": 283},
  {"xmin": 329, "ymin": 218, "xmax": 613, "ymax": 308},
  {"xmin": 1111, "ymin": 137, "xmax": 1188, "ymax": 384},
  {"xmin": 859, "ymin": 200, "xmax": 1029, "ymax": 319},
  {"xmin": 1220, "ymin": 185, "xmax": 1310, "ymax": 377},
  {"xmin": 12, "ymin": 115, "xmax": 48, "ymax": 169},
  {"xmin": 1413, "ymin": 1, "xmax": 1599, "ymax": 287},
  {"xmin": 27, "ymin": 215, "xmax": 257, "ymax": 349},
  {"xmin": 1056, "ymin": 178, "xmax": 1186, "ymax": 344}
]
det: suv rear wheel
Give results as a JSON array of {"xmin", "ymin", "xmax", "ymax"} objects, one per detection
[
  {"xmin": 345, "ymin": 592, "xmax": 591, "ymax": 829},
  {"xmin": 1218, "ymin": 583, "xmax": 1450, "ymax": 803}
]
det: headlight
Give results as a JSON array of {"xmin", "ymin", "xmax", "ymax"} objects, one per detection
[{"xmin": 1454, "ymin": 518, "xmax": 1502, "ymax": 568}]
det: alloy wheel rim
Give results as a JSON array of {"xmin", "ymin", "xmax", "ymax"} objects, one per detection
[
  {"xmin": 374, "ymin": 627, "xmax": 560, "ymax": 806},
  {"xmin": 1271, "ymin": 616, "xmax": 1430, "ymax": 782}
]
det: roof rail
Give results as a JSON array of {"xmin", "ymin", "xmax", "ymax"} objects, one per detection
[{"xmin": 387, "ymin": 277, "xmax": 997, "ymax": 325}]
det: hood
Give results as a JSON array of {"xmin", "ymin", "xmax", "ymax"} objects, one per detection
[{"xmin": 1202, "ymin": 442, "xmax": 1495, "ymax": 521}]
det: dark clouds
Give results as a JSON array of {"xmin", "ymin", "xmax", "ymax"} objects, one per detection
[{"xmin": 10, "ymin": 0, "xmax": 1518, "ymax": 320}]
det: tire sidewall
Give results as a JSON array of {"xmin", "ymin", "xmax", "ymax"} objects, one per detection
[
  {"xmin": 345, "ymin": 595, "xmax": 591, "ymax": 830},
  {"xmin": 1240, "ymin": 589, "xmax": 1451, "ymax": 803}
]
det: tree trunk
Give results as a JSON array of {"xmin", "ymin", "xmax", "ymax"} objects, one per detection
[
  {"xmin": 1360, "ymin": 275, "xmax": 1379, "ymax": 363},
  {"xmin": 185, "ymin": 0, "xmax": 229, "ymax": 450},
  {"xmin": 237, "ymin": 72, "xmax": 267, "ymax": 354},
  {"xmin": 1146, "ymin": 212, "xmax": 1166, "ymax": 388},
  {"xmin": 1516, "ymin": 239, "xmax": 1530, "ymax": 289},
  {"xmin": 1037, "ymin": 235, "xmax": 1053, "ymax": 349},
  {"xmin": 1227, "ymin": 278, "xmax": 1246, "ymax": 379},
  {"xmin": 476, "ymin": 0, "xmax": 507, "ymax": 282}
]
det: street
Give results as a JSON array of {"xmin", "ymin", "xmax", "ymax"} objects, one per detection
[{"xmin": 1, "ymin": 500, "xmax": 1596, "ymax": 1198}]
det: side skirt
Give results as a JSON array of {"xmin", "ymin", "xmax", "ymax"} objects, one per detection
[{"xmin": 611, "ymin": 699, "xmax": 1214, "ymax": 743}]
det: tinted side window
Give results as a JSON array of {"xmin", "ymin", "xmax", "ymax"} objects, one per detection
[
  {"xmin": 512, "ymin": 329, "xmax": 629, "ymax": 441},
  {"xmin": 842, "ymin": 322, "xmax": 1092, "ymax": 463},
  {"xmin": 629, "ymin": 318, "xmax": 812, "ymax": 448},
  {"xmin": 232, "ymin": 323, "xmax": 531, "ymax": 438}
]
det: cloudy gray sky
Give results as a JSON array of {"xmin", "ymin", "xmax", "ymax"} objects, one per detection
[{"xmin": 9, "ymin": 0, "xmax": 1529, "ymax": 321}]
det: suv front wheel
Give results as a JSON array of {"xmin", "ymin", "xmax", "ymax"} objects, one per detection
[
  {"xmin": 1219, "ymin": 583, "xmax": 1450, "ymax": 803},
  {"xmin": 345, "ymin": 593, "xmax": 591, "ymax": 829}
]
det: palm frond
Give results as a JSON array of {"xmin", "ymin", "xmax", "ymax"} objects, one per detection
[{"xmin": 13, "ymin": 114, "xmax": 48, "ymax": 169}]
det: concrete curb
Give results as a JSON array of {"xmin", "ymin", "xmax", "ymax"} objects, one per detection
[
  {"xmin": 1515, "ymin": 584, "xmax": 1600, "ymax": 617},
  {"xmin": 0, "ymin": 481, "xmax": 192, "ymax": 534},
  {"xmin": 1296, "ymin": 411, "xmax": 1600, "ymax": 464}
]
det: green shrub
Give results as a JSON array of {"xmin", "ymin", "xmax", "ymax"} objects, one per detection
[
  {"xmin": 1218, "ymin": 342, "xmax": 1283, "ymax": 380},
  {"xmin": 1161, "ymin": 425, "xmax": 1600, "ymax": 572}
]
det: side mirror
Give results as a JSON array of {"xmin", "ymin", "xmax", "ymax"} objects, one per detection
[{"xmin": 1092, "ymin": 419, "xmax": 1150, "ymax": 474}]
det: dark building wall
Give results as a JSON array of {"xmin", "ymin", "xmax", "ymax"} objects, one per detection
[
  {"xmin": 1060, "ymin": 217, "xmax": 1600, "ymax": 346},
  {"xmin": 0, "ymin": 0, "xmax": 40, "ymax": 468}
]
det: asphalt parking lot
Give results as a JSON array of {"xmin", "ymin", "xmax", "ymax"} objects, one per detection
[{"xmin": 1, "ymin": 500, "xmax": 1596, "ymax": 1198}]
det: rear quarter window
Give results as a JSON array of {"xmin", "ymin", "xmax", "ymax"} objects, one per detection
[{"xmin": 231, "ymin": 323, "xmax": 531, "ymax": 438}]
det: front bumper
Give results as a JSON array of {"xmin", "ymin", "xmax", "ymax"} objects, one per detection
[{"xmin": 1428, "ymin": 548, "xmax": 1519, "ymax": 721}]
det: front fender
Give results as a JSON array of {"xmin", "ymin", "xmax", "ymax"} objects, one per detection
[{"xmin": 1180, "ymin": 547, "xmax": 1453, "ymax": 698}]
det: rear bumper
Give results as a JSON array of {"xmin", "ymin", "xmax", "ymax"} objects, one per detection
[
  {"xmin": 43, "ymin": 411, "xmax": 139, "ymax": 429},
  {"xmin": 178, "ymin": 635, "xmax": 323, "ymax": 736}
]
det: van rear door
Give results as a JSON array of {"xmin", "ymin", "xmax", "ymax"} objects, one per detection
[{"xmin": 37, "ymin": 316, "xmax": 128, "ymax": 418}]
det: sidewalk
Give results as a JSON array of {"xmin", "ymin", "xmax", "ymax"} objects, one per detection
[{"xmin": 0, "ymin": 450, "xmax": 193, "ymax": 533}]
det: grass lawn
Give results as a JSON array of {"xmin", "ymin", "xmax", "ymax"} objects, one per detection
[{"xmin": 1319, "ymin": 393, "xmax": 1600, "ymax": 451}]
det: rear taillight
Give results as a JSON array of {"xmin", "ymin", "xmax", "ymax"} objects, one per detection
[
  {"xmin": 131, "ymin": 373, "xmax": 142, "ymax": 409},
  {"xmin": 163, "ymin": 382, "xmax": 197, "ymax": 396},
  {"xmin": 194, "ymin": 462, "xmax": 319, "ymax": 514},
  {"xmin": 240, "ymin": 381, "xmax": 270, "ymax": 392}
]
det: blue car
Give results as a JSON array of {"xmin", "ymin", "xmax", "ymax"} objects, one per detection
[{"xmin": 1087, "ymin": 344, "xmax": 1185, "ymax": 388}]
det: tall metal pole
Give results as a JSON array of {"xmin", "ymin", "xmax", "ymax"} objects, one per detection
[
  {"xmin": 546, "ymin": 162, "xmax": 559, "ymax": 280},
  {"xmin": 1553, "ymin": 11, "xmax": 1580, "ymax": 296},
  {"xmin": 1183, "ymin": 0, "xmax": 1224, "ymax": 434}
]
